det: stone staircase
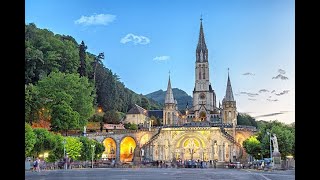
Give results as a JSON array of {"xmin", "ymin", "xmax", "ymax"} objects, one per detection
[
  {"xmin": 220, "ymin": 127, "xmax": 247, "ymax": 162},
  {"xmin": 141, "ymin": 127, "xmax": 162, "ymax": 149}
]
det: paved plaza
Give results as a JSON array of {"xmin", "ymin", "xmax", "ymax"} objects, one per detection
[{"xmin": 25, "ymin": 168, "xmax": 295, "ymax": 180}]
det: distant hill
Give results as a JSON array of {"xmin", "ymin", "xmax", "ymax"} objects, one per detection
[{"xmin": 145, "ymin": 88, "xmax": 193, "ymax": 110}]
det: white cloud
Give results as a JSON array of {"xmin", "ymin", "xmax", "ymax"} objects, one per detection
[
  {"xmin": 272, "ymin": 74, "xmax": 289, "ymax": 80},
  {"xmin": 120, "ymin": 33, "xmax": 150, "ymax": 45},
  {"xmin": 254, "ymin": 112, "xmax": 284, "ymax": 118},
  {"xmin": 240, "ymin": 92, "xmax": 259, "ymax": 97},
  {"xmin": 153, "ymin": 56, "xmax": 170, "ymax": 61},
  {"xmin": 275, "ymin": 90, "xmax": 290, "ymax": 96},
  {"xmin": 242, "ymin": 72, "xmax": 255, "ymax": 76},
  {"xmin": 258, "ymin": 89, "xmax": 269, "ymax": 93},
  {"xmin": 75, "ymin": 14, "xmax": 116, "ymax": 26}
]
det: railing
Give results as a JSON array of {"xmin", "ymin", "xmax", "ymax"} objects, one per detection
[
  {"xmin": 236, "ymin": 125, "xmax": 257, "ymax": 131},
  {"xmin": 220, "ymin": 127, "xmax": 246, "ymax": 160},
  {"xmin": 141, "ymin": 127, "xmax": 162, "ymax": 149},
  {"xmin": 86, "ymin": 128, "xmax": 158, "ymax": 137}
]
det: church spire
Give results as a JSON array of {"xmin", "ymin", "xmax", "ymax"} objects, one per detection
[
  {"xmin": 196, "ymin": 16, "xmax": 208, "ymax": 62},
  {"xmin": 165, "ymin": 74, "xmax": 175, "ymax": 104},
  {"xmin": 224, "ymin": 68, "xmax": 234, "ymax": 101}
]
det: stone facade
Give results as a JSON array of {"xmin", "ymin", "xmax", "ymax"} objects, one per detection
[{"xmin": 88, "ymin": 126, "xmax": 256, "ymax": 163}]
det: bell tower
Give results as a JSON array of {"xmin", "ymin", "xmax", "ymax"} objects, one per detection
[
  {"xmin": 163, "ymin": 74, "xmax": 178, "ymax": 125},
  {"xmin": 222, "ymin": 69, "xmax": 237, "ymax": 124},
  {"xmin": 192, "ymin": 17, "xmax": 216, "ymax": 121}
]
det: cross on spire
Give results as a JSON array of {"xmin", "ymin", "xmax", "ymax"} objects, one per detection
[{"xmin": 200, "ymin": 14, "xmax": 203, "ymax": 21}]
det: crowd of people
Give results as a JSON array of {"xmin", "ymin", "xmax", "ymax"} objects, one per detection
[{"xmin": 152, "ymin": 159, "xmax": 217, "ymax": 169}]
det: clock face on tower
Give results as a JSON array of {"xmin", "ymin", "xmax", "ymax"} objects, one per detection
[{"xmin": 200, "ymin": 93, "xmax": 206, "ymax": 99}]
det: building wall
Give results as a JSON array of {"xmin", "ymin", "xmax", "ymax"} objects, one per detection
[
  {"xmin": 145, "ymin": 127, "xmax": 254, "ymax": 162},
  {"xmin": 125, "ymin": 114, "xmax": 147, "ymax": 125}
]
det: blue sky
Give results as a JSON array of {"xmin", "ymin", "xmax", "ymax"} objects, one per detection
[{"xmin": 26, "ymin": 0, "xmax": 295, "ymax": 124}]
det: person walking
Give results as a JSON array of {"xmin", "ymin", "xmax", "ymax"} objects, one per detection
[
  {"xmin": 32, "ymin": 159, "xmax": 37, "ymax": 172},
  {"xmin": 36, "ymin": 158, "xmax": 41, "ymax": 172}
]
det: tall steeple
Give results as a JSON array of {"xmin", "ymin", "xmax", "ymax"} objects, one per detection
[
  {"xmin": 224, "ymin": 69, "xmax": 234, "ymax": 101},
  {"xmin": 165, "ymin": 74, "xmax": 175, "ymax": 104},
  {"xmin": 196, "ymin": 16, "xmax": 208, "ymax": 62}
]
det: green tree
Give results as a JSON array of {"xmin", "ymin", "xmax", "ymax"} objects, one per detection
[
  {"xmin": 25, "ymin": 84, "xmax": 41, "ymax": 124},
  {"xmin": 79, "ymin": 136, "xmax": 94, "ymax": 161},
  {"xmin": 92, "ymin": 52, "xmax": 104, "ymax": 82},
  {"xmin": 257, "ymin": 120, "xmax": 295, "ymax": 159},
  {"xmin": 93, "ymin": 140, "xmax": 105, "ymax": 160},
  {"xmin": 237, "ymin": 113, "xmax": 258, "ymax": 128},
  {"xmin": 25, "ymin": 123, "xmax": 36, "ymax": 157},
  {"xmin": 47, "ymin": 133, "xmax": 65, "ymax": 162},
  {"xmin": 124, "ymin": 122, "xmax": 131, "ymax": 129},
  {"xmin": 243, "ymin": 136, "xmax": 261, "ymax": 159},
  {"xmin": 103, "ymin": 110, "xmax": 120, "ymax": 124},
  {"xmin": 36, "ymin": 72, "xmax": 95, "ymax": 132},
  {"xmin": 51, "ymin": 101, "xmax": 80, "ymax": 135},
  {"xmin": 78, "ymin": 41, "xmax": 87, "ymax": 77},
  {"xmin": 32, "ymin": 128, "xmax": 57, "ymax": 157},
  {"xmin": 129, "ymin": 123, "xmax": 138, "ymax": 130},
  {"xmin": 65, "ymin": 137, "xmax": 83, "ymax": 160},
  {"xmin": 25, "ymin": 23, "xmax": 80, "ymax": 84},
  {"xmin": 141, "ymin": 97, "xmax": 150, "ymax": 110}
]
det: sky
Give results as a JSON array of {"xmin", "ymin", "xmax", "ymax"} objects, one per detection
[{"xmin": 26, "ymin": 0, "xmax": 295, "ymax": 124}]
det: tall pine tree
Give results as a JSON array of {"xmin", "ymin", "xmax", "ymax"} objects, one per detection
[
  {"xmin": 93, "ymin": 52, "xmax": 104, "ymax": 82},
  {"xmin": 78, "ymin": 41, "xmax": 87, "ymax": 77}
]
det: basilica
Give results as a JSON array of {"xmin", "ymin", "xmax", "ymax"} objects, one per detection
[{"xmin": 89, "ymin": 19, "xmax": 256, "ymax": 165}]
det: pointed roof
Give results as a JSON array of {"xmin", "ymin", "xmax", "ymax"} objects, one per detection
[
  {"xmin": 165, "ymin": 75, "xmax": 175, "ymax": 104},
  {"xmin": 127, "ymin": 104, "xmax": 147, "ymax": 114},
  {"xmin": 196, "ymin": 17, "xmax": 208, "ymax": 62},
  {"xmin": 224, "ymin": 70, "xmax": 235, "ymax": 101}
]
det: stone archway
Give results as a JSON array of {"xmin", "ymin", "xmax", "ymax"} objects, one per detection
[
  {"xmin": 174, "ymin": 133, "xmax": 208, "ymax": 161},
  {"xmin": 200, "ymin": 111, "xmax": 206, "ymax": 121},
  {"xmin": 102, "ymin": 137, "xmax": 116, "ymax": 160},
  {"xmin": 120, "ymin": 136, "xmax": 137, "ymax": 162},
  {"xmin": 139, "ymin": 134, "xmax": 149, "ymax": 148}
]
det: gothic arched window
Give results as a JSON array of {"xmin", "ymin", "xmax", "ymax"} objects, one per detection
[{"xmin": 203, "ymin": 69, "xmax": 205, "ymax": 79}]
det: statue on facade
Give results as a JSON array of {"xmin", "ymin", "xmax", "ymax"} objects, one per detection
[
  {"xmin": 232, "ymin": 147, "xmax": 236, "ymax": 156},
  {"xmin": 141, "ymin": 148, "xmax": 144, "ymax": 157},
  {"xmin": 213, "ymin": 142, "xmax": 219, "ymax": 160},
  {"xmin": 214, "ymin": 142, "xmax": 218, "ymax": 155}
]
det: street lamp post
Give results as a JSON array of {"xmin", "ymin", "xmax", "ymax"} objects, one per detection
[
  {"xmin": 62, "ymin": 138, "xmax": 67, "ymax": 170},
  {"xmin": 91, "ymin": 144, "xmax": 95, "ymax": 168},
  {"xmin": 266, "ymin": 131, "xmax": 273, "ymax": 165}
]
